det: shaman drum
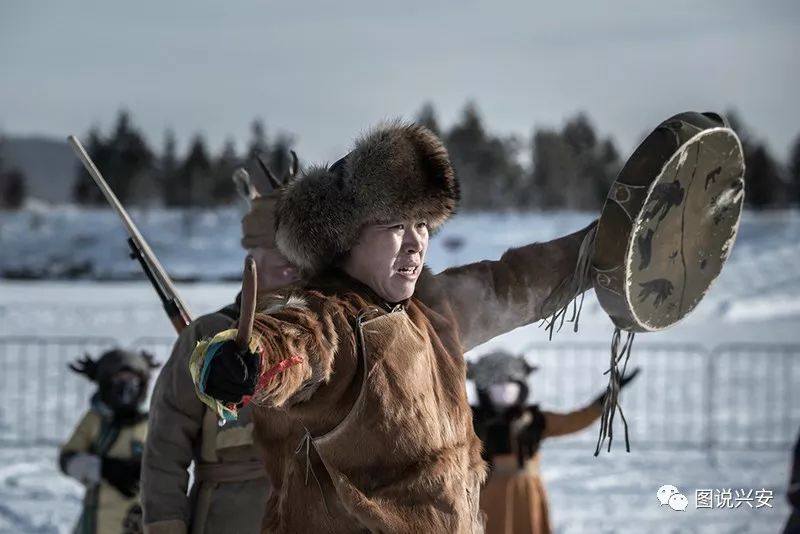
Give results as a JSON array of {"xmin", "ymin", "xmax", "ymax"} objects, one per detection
[{"xmin": 592, "ymin": 111, "xmax": 745, "ymax": 333}]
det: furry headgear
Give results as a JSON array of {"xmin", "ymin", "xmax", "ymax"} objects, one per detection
[
  {"xmin": 467, "ymin": 350, "xmax": 538, "ymax": 391},
  {"xmin": 275, "ymin": 121, "xmax": 459, "ymax": 275},
  {"xmin": 70, "ymin": 348, "xmax": 160, "ymax": 385},
  {"xmin": 240, "ymin": 193, "xmax": 280, "ymax": 249},
  {"xmin": 70, "ymin": 349, "xmax": 161, "ymax": 411},
  {"xmin": 236, "ymin": 151, "xmax": 298, "ymax": 250}
]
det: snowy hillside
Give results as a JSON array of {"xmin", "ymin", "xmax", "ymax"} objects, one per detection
[
  {"xmin": 1, "ymin": 207, "xmax": 798, "ymax": 295},
  {"xmin": 2, "ymin": 208, "xmax": 799, "ymax": 333}
]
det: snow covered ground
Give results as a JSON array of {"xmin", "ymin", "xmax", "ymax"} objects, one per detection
[
  {"xmin": 0, "ymin": 446, "xmax": 791, "ymax": 533},
  {"xmin": 0, "ymin": 208, "xmax": 798, "ymax": 532}
]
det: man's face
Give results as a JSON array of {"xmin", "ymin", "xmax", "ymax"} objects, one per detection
[
  {"xmin": 249, "ymin": 247, "xmax": 299, "ymax": 291},
  {"xmin": 343, "ymin": 219, "xmax": 429, "ymax": 303}
]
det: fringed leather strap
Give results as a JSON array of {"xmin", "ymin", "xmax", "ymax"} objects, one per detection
[
  {"xmin": 594, "ymin": 328, "xmax": 635, "ymax": 455},
  {"xmin": 542, "ymin": 223, "xmax": 597, "ymax": 340}
]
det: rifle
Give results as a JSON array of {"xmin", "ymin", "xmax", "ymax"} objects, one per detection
[{"xmin": 67, "ymin": 135, "xmax": 193, "ymax": 334}]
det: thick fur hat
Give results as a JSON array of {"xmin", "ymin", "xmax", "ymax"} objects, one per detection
[
  {"xmin": 240, "ymin": 192, "xmax": 280, "ymax": 249},
  {"xmin": 467, "ymin": 350, "xmax": 538, "ymax": 390},
  {"xmin": 236, "ymin": 151, "xmax": 298, "ymax": 250},
  {"xmin": 69, "ymin": 348, "xmax": 160, "ymax": 385},
  {"xmin": 275, "ymin": 121, "xmax": 459, "ymax": 275}
]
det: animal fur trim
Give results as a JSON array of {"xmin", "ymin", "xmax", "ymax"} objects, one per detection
[{"xmin": 275, "ymin": 121, "xmax": 459, "ymax": 275}]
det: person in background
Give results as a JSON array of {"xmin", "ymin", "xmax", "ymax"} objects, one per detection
[
  {"xmin": 60, "ymin": 348, "xmax": 160, "ymax": 534},
  {"xmin": 141, "ymin": 157, "xmax": 300, "ymax": 534},
  {"xmin": 469, "ymin": 349, "xmax": 640, "ymax": 534}
]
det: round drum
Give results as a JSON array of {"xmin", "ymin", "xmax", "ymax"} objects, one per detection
[{"xmin": 592, "ymin": 111, "xmax": 745, "ymax": 332}]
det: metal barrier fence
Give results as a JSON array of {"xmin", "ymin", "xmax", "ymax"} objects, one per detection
[
  {"xmin": 521, "ymin": 342, "xmax": 800, "ymax": 451},
  {"xmin": 0, "ymin": 335, "xmax": 116, "ymax": 445},
  {"xmin": 0, "ymin": 336, "xmax": 798, "ymax": 450}
]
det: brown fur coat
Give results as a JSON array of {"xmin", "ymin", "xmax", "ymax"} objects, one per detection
[{"xmin": 230, "ymin": 223, "xmax": 594, "ymax": 533}]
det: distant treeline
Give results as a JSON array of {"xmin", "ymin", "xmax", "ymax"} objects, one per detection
[{"xmin": 1, "ymin": 104, "xmax": 798, "ymax": 210}]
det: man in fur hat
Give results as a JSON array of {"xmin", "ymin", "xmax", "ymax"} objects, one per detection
[
  {"xmin": 190, "ymin": 121, "xmax": 597, "ymax": 533},
  {"xmin": 61, "ymin": 348, "xmax": 160, "ymax": 534},
  {"xmin": 141, "ymin": 163, "xmax": 299, "ymax": 534}
]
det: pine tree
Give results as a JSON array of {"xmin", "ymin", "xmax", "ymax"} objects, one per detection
[
  {"xmin": 108, "ymin": 110, "xmax": 154, "ymax": 204},
  {"xmin": 73, "ymin": 127, "xmax": 107, "ymax": 205},
  {"xmin": 264, "ymin": 133, "xmax": 296, "ymax": 190},
  {"xmin": 0, "ymin": 135, "xmax": 27, "ymax": 209},
  {"xmin": 416, "ymin": 102, "xmax": 441, "ymax": 136},
  {"xmin": 727, "ymin": 110, "xmax": 787, "ymax": 209},
  {"xmin": 446, "ymin": 103, "xmax": 492, "ymax": 209},
  {"xmin": 530, "ymin": 128, "xmax": 573, "ymax": 209},
  {"xmin": 211, "ymin": 138, "xmax": 240, "ymax": 204},
  {"xmin": 160, "ymin": 129, "xmax": 181, "ymax": 206},
  {"xmin": 595, "ymin": 138, "xmax": 622, "ymax": 208},
  {"xmin": 73, "ymin": 111, "xmax": 155, "ymax": 205},
  {"xmin": 530, "ymin": 114, "xmax": 620, "ymax": 210},
  {"xmin": 179, "ymin": 135, "xmax": 213, "ymax": 207},
  {"xmin": 746, "ymin": 145, "xmax": 783, "ymax": 209},
  {"xmin": 248, "ymin": 119, "xmax": 268, "ymax": 160},
  {"xmin": 2, "ymin": 169, "xmax": 27, "ymax": 209},
  {"xmin": 789, "ymin": 133, "xmax": 800, "ymax": 206}
]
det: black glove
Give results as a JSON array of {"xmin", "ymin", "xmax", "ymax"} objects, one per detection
[
  {"xmin": 203, "ymin": 340, "xmax": 261, "ymax": 403},
  {"xmin": 595, "ymin": 367, "xmax": 641, "ymax": 406},
  {"xmin": 101, "ymin": 457, "xmax": 141, "ymax": 498}
]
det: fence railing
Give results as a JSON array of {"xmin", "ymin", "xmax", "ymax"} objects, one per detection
[
  {"xmin": 0, "ymin": 335, "xmax": 117, "ymax": 445},
  {"xmin": 0, "ymin": 336, "xmax": 798, "ymax": 451}
]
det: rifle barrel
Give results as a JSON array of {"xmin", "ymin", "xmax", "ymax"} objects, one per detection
[{"xmin": 68, "ymin": 135, "xmax": 193, "ymax": 331}]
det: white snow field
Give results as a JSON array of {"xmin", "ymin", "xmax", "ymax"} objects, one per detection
[{"xmin": 0, "ymin": 208, "xmax": 798, "ymax": 532}]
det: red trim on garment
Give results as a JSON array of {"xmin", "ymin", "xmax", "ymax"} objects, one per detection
[
  {"xmin": 260, "ymin": 355, "xmax": 305, "ymax": 386},
  {"xmin": 239, "ymin": 354, "xmax": 305, "ymax": 407}
]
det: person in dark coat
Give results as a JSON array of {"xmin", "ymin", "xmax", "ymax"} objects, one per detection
[
  {"xmin": 469, "ymin": 350, "xmax": 640, "ymax": 534},
  {"xmin": 61, "ymin": 349, "xmax": 160, "ymax": 534}
]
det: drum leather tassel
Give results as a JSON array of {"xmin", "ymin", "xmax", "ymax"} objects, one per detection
[
  {"xmin": 542, "ymin": 224, "xmax": 597, "ymax": 340},
  {"xmin": 594, "ymin": 328, "xmax": 635, "ymax": 455}
]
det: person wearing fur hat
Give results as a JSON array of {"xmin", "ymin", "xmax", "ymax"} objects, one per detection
[
  {"xmin": 60, "ymin": 348, "xmax": 160, "ymax": 534},
  {"xmin": 468, "ymin": 350, "xmax": 639, "ymax": 534},
  {"xmin": 140, "ymin": 158, "xmax": 300, "ymax": 534},
  {"xmin": 190, "ymin": 121, "xmax": 598, "ymax": 533}
]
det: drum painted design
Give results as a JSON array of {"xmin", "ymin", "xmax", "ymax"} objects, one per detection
[{"xmin": 592, "ymin": 112, "xmax": 745, "ymax": 332}]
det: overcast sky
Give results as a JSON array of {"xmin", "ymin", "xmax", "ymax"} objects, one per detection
[{"xmin": 2, "ymin": 0, "xmax": 798, "ymax": 165}]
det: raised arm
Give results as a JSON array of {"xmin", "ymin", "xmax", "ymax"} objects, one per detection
[
  {"xmin": 543, "ymin": 367, "xmax": 641, "ymax": 438},
  {"xmin": 541, "ymin": 403, "xmax": 602, "ymax": 438},
  {"xmin": 434, "ymin": 221, "xmax": 596, "ymax": 351}
]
